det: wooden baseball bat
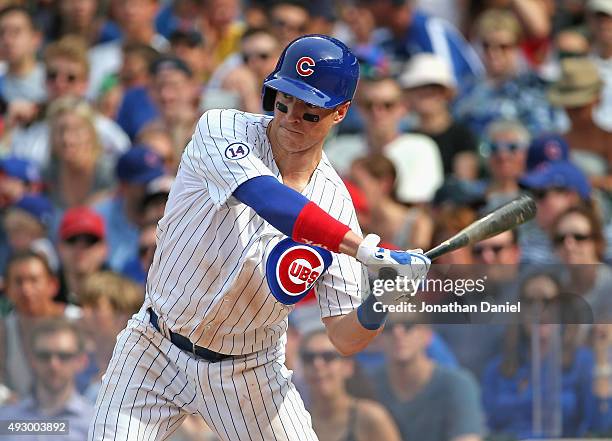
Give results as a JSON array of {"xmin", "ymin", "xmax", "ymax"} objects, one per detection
[{"xmin": 425, "ymin": 195, "xmax": 537, "ymax": 261}]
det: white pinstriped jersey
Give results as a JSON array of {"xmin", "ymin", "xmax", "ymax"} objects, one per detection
[{"xmin": 144, "ymin": 109, "xmax": 363, "ymax": 355}]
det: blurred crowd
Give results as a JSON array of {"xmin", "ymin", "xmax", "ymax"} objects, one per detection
[{"xmin": 2, "ymin": 0, "xmax": 612, "ymax": 440}]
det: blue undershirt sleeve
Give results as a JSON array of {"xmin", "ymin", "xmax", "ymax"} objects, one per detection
[{"xmin": 233, "ymin": 175, "xmax": 309, "ymax": 237}]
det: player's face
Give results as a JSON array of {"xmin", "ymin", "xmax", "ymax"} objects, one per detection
[
  {"xmin": 301, "ymin": 332, "xmax": 350, "ymax": 398},
  {"xmin": 271, "ymin": 93, "xmax": 349, "ymax": 153}
]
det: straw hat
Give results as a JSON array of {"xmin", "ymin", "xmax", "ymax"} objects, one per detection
[{"xmin": 547, "ymin": 57, "xmax": 603, "ymax": 108}]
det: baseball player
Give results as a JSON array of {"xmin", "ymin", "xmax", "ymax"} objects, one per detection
[{"xmin": 89, "ymin": 35, "xmax": 431, "ymax": 441}]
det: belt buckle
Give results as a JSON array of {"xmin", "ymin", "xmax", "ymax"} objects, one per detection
[{"xmin": 191, "ymin": 341, "xmax": 197, "ymax": 357}]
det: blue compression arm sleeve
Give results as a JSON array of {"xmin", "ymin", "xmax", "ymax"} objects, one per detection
[{"xmin": 233, "ymin": 176, "xmax": 308, "ymax": 236}]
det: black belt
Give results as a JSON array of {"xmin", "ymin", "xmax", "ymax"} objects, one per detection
[{"xmin": 148, "ymin": 308, "xmax": 232, "ymax": 362}]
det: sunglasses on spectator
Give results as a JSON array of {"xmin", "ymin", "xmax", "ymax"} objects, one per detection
[
  {"xmin": 530, "ymin": 187, "xmax": 569, "ymax": 200},
  {"xmin": 271, "ymin": 18, "xmax": 307, "ymax": 33},
  {"xmin": 46, "ymin": 69, "xmax": 79, "ymax": 83},
  {"xmin": 242, "ymin": 52, "xmax": 272, "ymax": 63},
  {"xmin": 488, "ymin": 141, "xmax": 526, "ymax": 154},
  {"xmin": 360, "ymin": 100, "xmax": 400, "ymax": 111},
  {"xmin": 300, "ymin": 350, "xmax": 341, "ymax": 364},
  {"xmin": 34, "ymin": 350, "xmax": 78, "ymax": 362},
  {"xmin": 482, "ymin": 41, "xmax": 516, "ymax": 51},
  {"xmin": 382, "ymin": 321, "xmax": 416, "ymax": 333},
  {"xmin": 553, "ymin": 232, "xmax": 593, "ymax": 246},
  {"xmin": 472, "ymin": 243, "xmax": 513, "ymax": 256},
  {"xmin": 64, "ymin": 234, "xmax": 101, "ymax": 247},
  {"xmin": 139, "ymin": 244, "xmax": 156, "ymax": 258}
]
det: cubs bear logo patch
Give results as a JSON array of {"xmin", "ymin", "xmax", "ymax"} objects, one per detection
[{"xmin": 266, "ymin": 238, "xmax": 332, "ymax": 305}]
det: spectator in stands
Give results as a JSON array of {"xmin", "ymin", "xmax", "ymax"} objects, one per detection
[
  {"xmin": 539, "ymin": 29, "xmax": 590, "ymax": 82},
  {"xmin": 143, "ymin": 56, "xmax": 200, "ymax": 154},
  {"xmin": 79, "ymin": 271, "xmax": 142, "ymax": 402},
  {"xmin": 0, "ymin": 318, "xmax": 93, "ymax": 440},
  {"xmin": 2, "ymin": 194, "xmax": 56, "ymax": 272},
  {"xmin": 44, "ymin": 97, "xmax": 115, "ymax": 210},
  {"xmin": 49, "ymin": 0, "xmax": 121, "ymax": 45},
  {"xmin": 357, "ymin": 0, "xmax": 483, "ymax": 84},
  {"xmin": 121, "ymin": 221, "xmax": 158, "ymax": 284},
  {"xmin": 375, "ymin": 312, "xmax": 485, "ymax": 441},
  {"xmin": 483, "ymin": 119, "xmax": 530, "ymax": 208},
  {"xmin": 221, "ymin": 28, "xmax": 282, "ymax": 113},
  {"xmin": 589, "ymin": 321, "xmax": 612, "ymax": 436},
  {"xmin": 120, "ymin": 43, "xmax": 159, "ymax": 90},
  {"xmin": 94, "ymin": 43, "xmax": 159, "ymax": 122},
  {"xmin": 57, "ymin": 207, "xmax": 108, "ymax": 305},
  {"xmin": 325, "ymin": 77, "xmax": 443, "ymax": 204},
  {"xmin": 169, "ymin": 29, "xmax": 210, "ymax": 84},
  {"xmin": 548, "ymin": 57, "xmax": 612, "ymax": 192},
  {"xmin": 6, "ymin": 35, "xmax": 130, "ymax": 169},
  {"xmin": 136, "ymin": 127, "xmax": 180, "ymax": 175},
  {"xmin": 301, "ymin": 329, "xmax": 402, "ymax": 441},
  {"xmin": 587, "ymin": 0, "xmax": 612, "ymax": 128},
  {"xmin": 269, "ymin": 0, "xmax": 310, "ymax": 47},
  {"xmin": 95, "ymin": 146, "xmax": 164, "ymax": 272},
  {"xmin": 400, "ymin": 53, "xmax": 479, "ymax": 180},
  {"xmin": 551, "ymin": 205, "xmax": 612, "ymax": 316},
  {"xmin": 454, "ymin": 9, "xmax": 559, "ymax": 137},
  {"xmin": 0, "ymin": 157, "xmax": 41, "ymax": 208},
  {"xmin": 350, "ymin": 155, "xmax": 433, "ymax": 250},
  {"xmin": 0, "ymin": 251, "xmax": 80, "ymax": 398},
  {"xmin": 430, "ymin": 205, "xmax": 477, "ymax": 264},
  {"xmin": 116, "ymin": 0, "xmax": 167, "ymax": 51},
  {"xmin": 436, "ymin": 229, "xmax": 522, "ymax": 378},
  {"xmin": 113, "ymin": 44, "xmax": 161, "ymax": 140},
  {"xmin": 520, "ymin": 160, "xmax": 592, "ymax": 263},
  {"xmin": 482, "ymin": 271, "xmax": 594, "ymax": 438},
  {"xmin": 0, "ymin": 5, "xmax": 45, "ymax": 106}
]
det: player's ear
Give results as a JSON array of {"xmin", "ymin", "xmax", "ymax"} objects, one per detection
[{"xmin": 333, "ymin": 102, "xmax": 351, "ymax": 124}]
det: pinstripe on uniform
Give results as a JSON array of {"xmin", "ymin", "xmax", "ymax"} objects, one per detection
[{"xmin": 89, "ymin": 109, "xmax": 362, "ymax": 440}]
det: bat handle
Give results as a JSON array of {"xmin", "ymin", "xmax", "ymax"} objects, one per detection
[{"xmin": 424, "ymin": 243, "xmax": 448, "ymax": 261}]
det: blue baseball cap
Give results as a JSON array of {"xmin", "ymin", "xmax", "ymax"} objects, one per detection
[
  {"xmin": 0, "ymin": 157, "xmax": 41, "ymax": 183},
  {"xmin": 12, "ymin": 194, "xmax": 53, "ymax": 228},
  {"xmin": 116, "ymin": 146, "xmax": 164, "ymax": 184},
  {"xmin": 526, "ymin": 134, "xmax": 569, "ymax": 171},
  {"xmin": 520, "ymin": 160, "xmax": 591, "ymax": 199}
]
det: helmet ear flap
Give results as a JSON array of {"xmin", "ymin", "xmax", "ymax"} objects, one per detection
[{"xmin": 262, "ymin": 87, "xmax": 277, "ymax": 112}]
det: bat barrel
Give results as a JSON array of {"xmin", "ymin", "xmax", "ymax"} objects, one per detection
[{"xmin": 423, "ymin": 195, "xmax": 536, "ymax": 261}]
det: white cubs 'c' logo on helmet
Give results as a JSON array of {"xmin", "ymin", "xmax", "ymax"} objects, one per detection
[
  {"xmin": 266, "ymin": 238, "xmax": 332, "ymax": 305},
  {"xmin": 296, "ymin": 56, "xmax": 315, "ymax": 76}
]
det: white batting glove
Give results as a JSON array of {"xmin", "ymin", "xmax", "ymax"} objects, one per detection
[{"xmin": 356, "ymin": 234, "xmax": 431, "ymax": 301}]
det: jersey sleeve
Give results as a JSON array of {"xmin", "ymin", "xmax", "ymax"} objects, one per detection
[
  {"xmin": 314, "ymin": 179, "xmax": 364, "ymax": 318},
  {"xmin": 183, "ymin": 109, "xmax": 275, "ymax": 207}
]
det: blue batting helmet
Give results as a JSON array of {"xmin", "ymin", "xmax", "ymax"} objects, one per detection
[{"xmin": 262, "ymin": 34, "xmax": 360, "ymax": 111}]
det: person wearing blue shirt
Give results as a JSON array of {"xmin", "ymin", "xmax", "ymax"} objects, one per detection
[
  {"xmin": 358, "ymin": 0, "xmax": 483, "ymax": 86},
  {"xmin": 94, "ymin": 146, "xmax": 164, "ymax": 272},
  {"xmin": 482, "ymin": 272, "xmax": 595, "ymax": 438}
]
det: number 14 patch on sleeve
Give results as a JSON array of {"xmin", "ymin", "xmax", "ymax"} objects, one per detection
[{"xmin": 224, "ymin": 143, "xmax": 250, "ymax": 160}]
